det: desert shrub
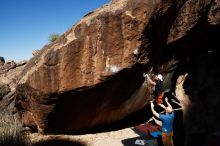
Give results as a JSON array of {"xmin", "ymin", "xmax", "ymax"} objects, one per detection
[
  {"xmin": 48, "ymin": 33, "xmax": 61, "ymax": 42},
  {"xmin": 0, "ymin": 113, "xmax": 27, "ymax": 146}
]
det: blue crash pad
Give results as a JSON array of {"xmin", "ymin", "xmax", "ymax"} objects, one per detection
[{"xmin": 150, "ymin": 131, "xmax": 162, "ymax": 138}]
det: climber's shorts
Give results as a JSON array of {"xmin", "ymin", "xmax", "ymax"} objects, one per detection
[{"xmin": 162, "ymin": 132, "xmax": 174, "ymax": 146}]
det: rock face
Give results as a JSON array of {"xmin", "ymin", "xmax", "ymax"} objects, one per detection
[
  {"xmin": 0, "ymin": 60, "xmax": 17, "ymax": 74},
  {"xmin": 0, "ymin": 60, "xmax": 26, "ymax": 146},
  {"xmin": 0, "ymin": 59, "xmax": 27, "ymax": 104},
  {"xmin": 15, "ymin": 0, "xmax": 219, "ymax": 145},
  {"xmin": 0, "ymin": 59, "xmax": 26, "ymax": 120},
  {"xmin": 16, "ymin": 0, "xmax": 155, "ymax": 134},
  {"xmin": 0, "ymin": 84, "xmax": 10, "ymax": 101}
]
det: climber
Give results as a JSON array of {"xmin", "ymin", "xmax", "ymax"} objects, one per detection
[
  {"xmin": 150, "ymin": 97, "xmax": 174, "ymax": 146},
  {"xmin": 144, "ymin": 73, "xmax": 164, "ymax": 104}
]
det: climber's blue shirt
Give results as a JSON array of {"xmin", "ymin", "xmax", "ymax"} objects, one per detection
[{"xmin": 159, "ymin": 112, "xmax": 174, "ymax": 133}]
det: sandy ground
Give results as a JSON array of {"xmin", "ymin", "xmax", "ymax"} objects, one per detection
[{"xmin": 28, "ymin": 127, "xmax": 141, "ymax": 146}]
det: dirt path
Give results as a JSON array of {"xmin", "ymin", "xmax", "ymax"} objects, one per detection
[{"xmin": 29, "ymin": 127, "xmax": 140, "ymax": 146}]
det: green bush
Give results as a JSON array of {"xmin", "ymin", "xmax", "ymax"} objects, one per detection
[{"xmin": 48, "ymin": 33, "xmax": 61, "ymax": 42}]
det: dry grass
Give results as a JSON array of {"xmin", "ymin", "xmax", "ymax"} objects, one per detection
[{"xmin": 0, "ymin": 112, "xmax": 27, "ymax": 146}]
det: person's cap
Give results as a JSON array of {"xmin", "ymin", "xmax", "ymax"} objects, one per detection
[{"xmin": 157, "ymin": 74, "xmax": 163, "ymax": 81}]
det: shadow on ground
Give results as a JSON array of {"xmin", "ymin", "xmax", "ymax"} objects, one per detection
[
  {"xmin": 121, "ymin": 135, "xmax": 163, "ymax": 146},
  {"xmin": 32, "ymin": 139, "xmax": 86, "ymax": 146}
]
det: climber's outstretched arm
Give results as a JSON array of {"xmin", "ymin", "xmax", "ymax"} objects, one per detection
[
  {"xmin": 150, "ymin": 101, "xmax": 159, "ymax": 118},
  {"xmin": 145, "ymin": 74, "xmax": 156, "ymax": 85},
  {"xmin": 165, "ymin": 97, "xmax": 173, "ymax": 110}
]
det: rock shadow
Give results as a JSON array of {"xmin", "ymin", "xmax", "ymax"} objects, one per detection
[{"xmin": 31, "ymin": 139, "xmax": 86, "ymax": 146}]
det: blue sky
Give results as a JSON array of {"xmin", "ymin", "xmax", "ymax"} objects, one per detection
[{"xmin": 0, "ymin": 0, "xmax": 111, "ymax": 62}]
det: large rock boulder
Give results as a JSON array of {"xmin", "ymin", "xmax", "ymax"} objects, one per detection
[
  {"xmin": 0, "ymin": 60, "xmax": 17, "ymax": 75},
  {"xmin": 16, "ymin": 0, "xmax": 155, "ymax": 133},
  {"xmin": 15, "ymin": 1, "xmax": 220, "ymax": 145},
  {"xmin": 0, "ymin": 84, "xmax": 10, "ymax": 101},
  {"xmin": 174, "ymin": 51, "xmax": 220, "ymax": 146},
  {"xmin": 0, "ymin": 59, "xmax": 26, "ymax": 120},
  {"xmin": 0, "ymin": 59, "xmax": 26, "ymax": 146},
  {"xmin": 0, "ymin": 60, "xmax": 26, "ymax": 91}
]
